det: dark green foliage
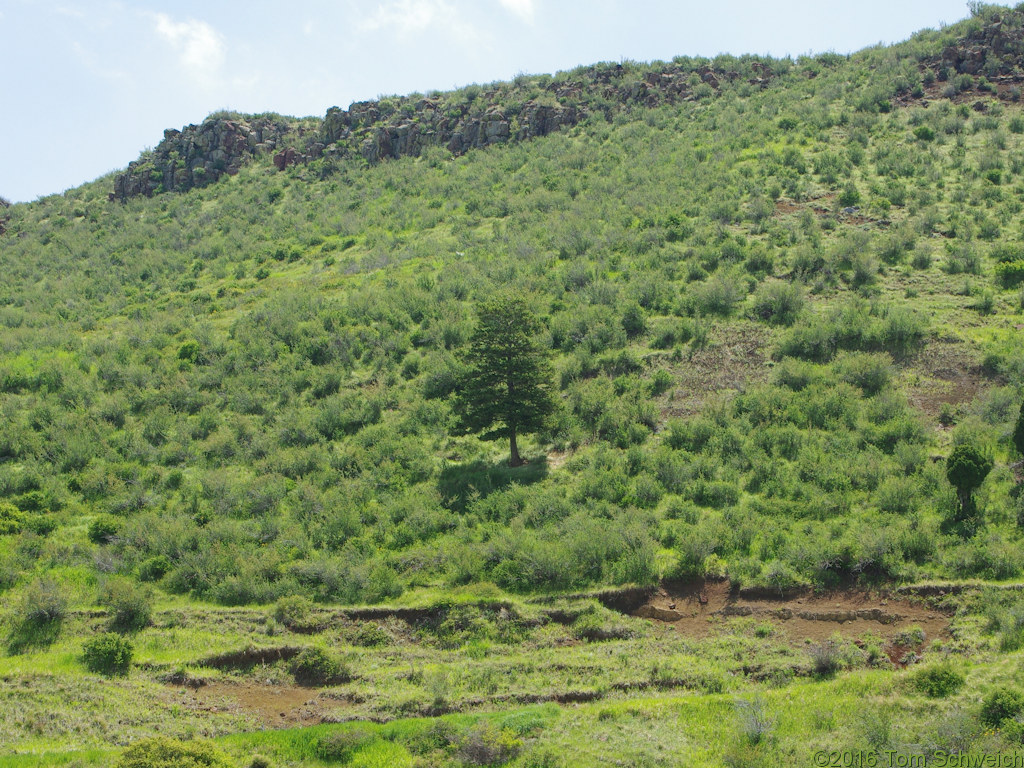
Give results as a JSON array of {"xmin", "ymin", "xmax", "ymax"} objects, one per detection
[
  {"xmin": 0, "ymin": 502, "xmax": 24, "ymax": 535},
  {"xmin": 138, "ymin": 555, "xmax": 171, "ymax": 582},
  {"xmin": 945, "ymin": 443, "xmax": 994, "ymax": 535},
  {"xmin": 910, "ymin": 661, "xmax": 966, "ymax": 698},
  {"xmin": 7, "ymin": 578, "xmax": 67, "ymax": 652},
  {"xmin": 453, "ymin": 296, "xmax": 557, "ymax": 466},
  {"xmin": 290, "ymin": 646, "xmax": 348, "ymax": 685},
  {"xmin": 980, "ymin": 686, "xmax": 1024, "ymax": 726},
  {"xmin": 114, "ymin": 737, "xmax": 232, "ymax": 768},
  {"xmin": 82, "ymin": 632, "xmax": 134, "ymax": 675},
  {"xmin": 87, "ymin": 514, "xmax": 121, "ymax": 544},
  {"xmin": 751, "ymin": 282, "xmax": 805, "ymax": 326},
  {"xmin": 1014, "ymin": 402, "xmax": 1024, "ymax": 458}
]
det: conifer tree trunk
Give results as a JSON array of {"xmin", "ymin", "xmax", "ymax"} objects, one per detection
[{"xmin": 509, "ymin": 427, "xmax": 522, "ymax": 467}]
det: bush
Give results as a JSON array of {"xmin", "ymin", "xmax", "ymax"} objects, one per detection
[
  {"xmin": 290, "ymin": 646, "xmax": 348, "ymax": 685},
  {"xmin": 88, "ymin": 514, "xmax": 121, "ymax": 544},
  {"xmin": 0, "ymin": 502, "xmax": 24, "ymax": 535},
  {"xmin": 911, "ymin": 661, "xmax": 965, "ymax": 698},
  {"xmin": 17, "ymin": 578, "xmax": 67, "ymax": 629},
  {"xmin": 138, "ymin": 555, "xmax": 171, "ymax": 582},
  {"xmin": 809, "ymin": 639, "xmax": 844, "ymax": 676},
  {"xmin": 272, "ymin": 595, "xmax": 314, "ymax": 629},
  {"xmin": 734, "ymin": 696, "xmax": 776, "ymax": 745},
  {"xmin": 835, "ymin": 352, "xmax": 893, "ymax": 396},
  {"xmin": 980, "ymin": 686, "xmax": 1024, "ymax": 726},
  {"xmin": 751, "ymin": 282, "xmax": 805, "ymax": 326},
  {"xmin": 996, "ymin": 260, "xmax": 1024, "ymax": 288},
  {"xmin": 100, "ymin": 578, "xmax": 153, "ymax": 632},
  {"xmin": 458, "ymin": 722, "xmax": 523, "ymax": 766},
  {"xmin": 115, "ymin": 737, "xmax": 232, "ymax": 768},
  {"xmin": 316, "ymin": 728, "xmax": 376, "ymax": 761},
  {"xmin": 83, "ymin": 632, "xmax": 134, "ymax": 675}
]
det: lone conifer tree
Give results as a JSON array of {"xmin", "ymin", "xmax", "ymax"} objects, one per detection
[
  {"xmin": 453, "ymin": 295, "xmax": 556, "ymax": 467},
  {"xmin": 944, "ymin": 443, "xmax": 993, "ymax": 536}
]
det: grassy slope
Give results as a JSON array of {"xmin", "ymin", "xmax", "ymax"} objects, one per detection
[{"xmin": 3, "ymin": 4, "xmax": 1024, "ymax": 765}]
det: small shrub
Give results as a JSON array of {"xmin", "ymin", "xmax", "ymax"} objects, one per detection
[
  {"xmin": 290, "ymin": 646, "xmax": 348, "ymax": 685},
  {"xmin": 0, "ymin": 502, "xmax": 24, "ymax": 535},
  {"xmin": 138, "ymin": 555, "xmax": 171, "ymax": 582},
  {"xmin": 114, "ymin": 736, "xmax": 232, "ymax": 768},
  {"xmin": 272, "ymin": 595, "xmax": 314, "ymax": 629},
  {"xmin": 458, "ymin": 722, "xmax": 523, "ymax": 766},
  {"xmin": 911, "ymin": 661, "xmax": 965, "ymax": 698},
  {"xmin": 83, "ymin": 632, "xmax": 134, "ymax": 675},
  {"xmin": 980, "ymin": 686, "xmax": 1024, "ymax": 726},
  {"xmin": 315, "ymin": 728, "xmax": 375, "ymax": 762},
  {"xmin": 100, "ymin": 578, "xmax": 153, "ymax": 632},
  {"xmin": 809, "ymin": 639, "xmax": 843, "ymax": 676},
  {"xmin": 88, "ymin": 514, "xmax": 121, "ymax": 544},
  {"xmin": 734, "ymin": 696, "xmax": 776, "ymax": 746},
  {"xmin": 351, "ymin": 623, "xmax": 390, "ymax": 647}
]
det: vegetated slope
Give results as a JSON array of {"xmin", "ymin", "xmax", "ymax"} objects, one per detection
[{"xmin": 3, "ymin": 5, "xmax": 1024, "ymax": 615}]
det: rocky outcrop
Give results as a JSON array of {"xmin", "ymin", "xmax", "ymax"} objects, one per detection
[
  {"xmin": 112, "ymin": 115, "xmax": 298, "ymax": 200},
  {"xmin": 935, "ymin": 13, "xmax": 1024, "ymax": 77},
  {"xmin": 319, "ymin": 60, "xmax": 769, "ymax": 166},
  {"xmin": 113, "ymin": 58, "xmax": 777, "ymax": 199}
]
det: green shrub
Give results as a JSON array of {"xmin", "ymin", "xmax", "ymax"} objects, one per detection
[
  {"xmin": 0, "ymin": 502, "xmax": 24, "ymax": 535},
  {"xmin": 88, "ymin": 514, "xmax": 121, "ymax": 544},
  {"xmin": 751, "ymin": 281, "xmax": 805, "ymax": 326},
  {"xmin": 99, "ymin": 578, "xmax": 153, "ymax": 632},
  {"xmin": 996, "ymin": 260, "xmax": 1024, "ymax": 288},
  {"xmin": 458, "ymin": 722, "xmax": 523, "ymax": 766},
  {"xmin": 910, "ymin": 661, "xmax": 965, "ymax": 698},
  {"xmin": 272, "ymin": 595, "xmax": 314, "ymax": 629},
  {"xmin": 315, "ymin": 728, "xmax": 376, "ymax": 761},
  {"xmin": 138, "ymin": 555, "xmax": 171, "ymax": 582},
  {"xmin": 835, "ymin": 352, "xmax": 893, "ymax": 396},
  {"xmin": 83, "ymin": 632, "xmax": 134, "ymax": 675},
  {"xmin": 351, "ymin": 622, "xmax": 390, "ymax": 647},
  {"xmin": 290, "ymin": 646, "xmax": 348, "ymax": 685},
  {"xmin": 115, "ymin": 736, "xmax": 232, "ymax": 768},
  {"xmin": 980, "ymin": 686, "xmax": 1024, "ymax": 726}
]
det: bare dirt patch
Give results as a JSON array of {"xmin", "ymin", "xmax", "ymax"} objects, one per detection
[
  {"xmin": 905, "ymin": 340, "xmax": 996, "ymax": 419},
  {"xmin": 634, "ymin": 580, "xmax": 949, "ymax": 649},
  {"xmin": 171, "ymin": 681, "xmax": 347, "ymax": 727}
]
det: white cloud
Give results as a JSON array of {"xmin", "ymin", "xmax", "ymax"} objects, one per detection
[
  {"xmin": 359, "ymin": 0, "xmax": 480, "ymax": 43},
  {"xmin": 152, "ymin": 13, "xmax": 225, "ymax": 87},
  {"xmin": 498, "ymin": 0, "xmax": 535, "ymax": 23}
]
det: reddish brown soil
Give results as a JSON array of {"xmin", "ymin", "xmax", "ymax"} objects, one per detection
[
  {"xmin": 171, "ymin": 681, "xmax": 343, "ymax": 727},
  {"xmin": 634, "ymin": 581, "xmax": 949, "ymax": 649}
]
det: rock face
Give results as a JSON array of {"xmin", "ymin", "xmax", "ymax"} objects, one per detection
[
  {"xmin": 922, "ymin": 10, "xmax": 1024, "ymax": 80},
  {"xmin": 113, "ymin": 58, "xmax": 778, "ymax": 199},
  {"xmin": 319, "ymin": 59, "xmax": 769, "ymax": 166},
  {"xmin": 112, "ymin": 115, "xmax": 297, "ymax": 200}
]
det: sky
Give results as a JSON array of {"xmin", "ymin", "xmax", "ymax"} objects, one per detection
[{"xmin": 0, "ymin": 0, "xmax": 976, "ymax": 203}]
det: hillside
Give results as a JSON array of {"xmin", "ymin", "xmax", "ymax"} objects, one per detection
[{"xmin": 3, "ymin": 5, "xmax": 1024, "ymax": 766}]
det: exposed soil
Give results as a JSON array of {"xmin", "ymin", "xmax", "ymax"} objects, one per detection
[
  {"xmin": 634, "ymin": 580, "xmax": 950, "ymax": 650},
  {"xmin": 905, "ymin": 340, "xmax": 996, "ymax": 420},
  {"xmin": 171, "ymin": 681, "xmax": 340, "ymax": 727}
]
